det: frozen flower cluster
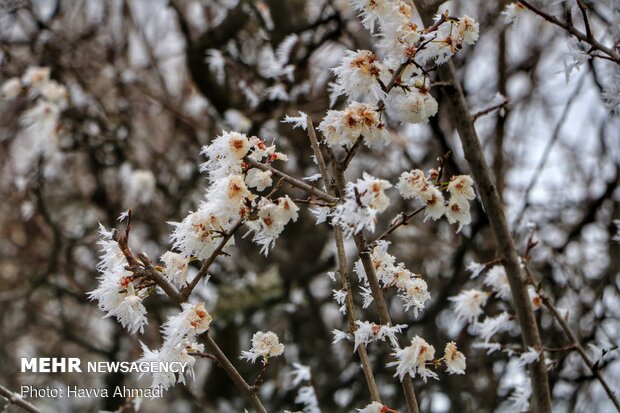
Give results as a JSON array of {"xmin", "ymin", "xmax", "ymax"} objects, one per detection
[
  {"xmin": 388, "ymin": 336, "xmax": 466, "ymax": 383},
  {"xmin": 398, "ymin": 170, "xmax": 476, "ymax": 232},
  {"xmin": 240, "ymin": 331, "xmax": 285, "ymax": 364},
  {"xmin": 331, "ymin": 173, "xmax": 392, "ymax": 237},
  {"xmin": 139, "ymin": 303, "xmax": 212, "ymax": 389},
  {"xmin": 1, "ymin": 67, "xmax": 69, "ymax": 186},
  {"xmin": 170, "ymin": 131, "xmax": 297, "ymax": 258},
  {"xmin": 318, "ymin": 102, "xmax": 390, "ymax": 148},
  {"xmin": 448, "ymin": 262, "xmax": 542, "ymax": 354},
  {"xmin": 88, "ymin": 224, "xmax": 148, "ymax": 335},
  {"xmin": 327, "ymin": 2, "xmax": 479, "ymax": 131},
  {"xmin": 354, "ymin": 241, "xmax": 431, "ymax": 316}
]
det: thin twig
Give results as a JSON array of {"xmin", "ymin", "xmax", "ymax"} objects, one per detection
[
  {"xmin": 472, "ymin": 98, "xmax": 510, "ymax": 121},
  {"xmin": 182, "ymin": 219, "xmax": 244, "ymax": 299},
  {"xmin": 0, "ymin": 385, "xmax": 42, "ymax": 413},
  {"xmin": 519, "ymin": 0, "xmax": 620, "ymax": 64},
  {"xmin": 305, "ymin": 112, "xmax": 382, "ymax": 402},
  {"xmin": 245, "ymin": 158, "xmax": 338, "ymax": 204},
  {"xmin": 371, "ymin": 206, "xmax": 426, "ymax": 245}
]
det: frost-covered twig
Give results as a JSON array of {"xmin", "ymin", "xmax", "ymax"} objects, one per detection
[
  {"xmin": 245, "ymin": 158, "xmax": 338, "ymax": 203},
  {"xmin": 305, "ymin": 115, "xmax": 381, "ymax": 403},
  {"xmin": 182, "ymin": 219, "xmax": 244, "ymax": 299}
]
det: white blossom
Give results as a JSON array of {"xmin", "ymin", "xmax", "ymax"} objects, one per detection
[
  {"xmin": 331, "ymin": 173, "xmax": 391, "ymax": 237},
  {"xmin": 245, "ymin": 196, "xmax": 299, "ymax": 255},
  {"xmin": 443, "ymin": 341, "xmax": 466, "ymax": 375},
  {"xmin": 474, "ymin": 312, "xmax": 513, "ymax": 342},
  {"xmin": 282, "ymin": 111, "xmax": 308, "ymax": 130},
  {"xmin": 353, "ymin": 321, "xmax": 407, "ymax": 351},
  {"xmin": 484, "ymin": 265, "xmax": 511, "ymax": 300},
  {"xmin": 449, "ymin": 289, "xmax": 488, "ymax": 324},
  {"xmin": 387, "ymin": 89, "xmax": 438, "ymax": 124},
  {"xmin": 331, "ymin": 50, "xmax": 386, "ymax": 103},
  {"xmin": 318, "ymin": 102, "xmax": 390, "ymax": 148},
  {"xmin": 502, "ymin": 2, "xmax": 526, "ymax": 24},
  {"xmin": 508, "ymin": 378, "xmax": 532, "ymax": 412},
  {"xmin": 88, "ymin": 225, "xmax": 148, "ymax": 334},
  {"xmin": 240, "ymin": 331, "xmax": 285, "ymax": 364},
  {"xmin": 1, "ymin": 77, "xmax": 22, "ymax": 99},
  {"xmin": 388, "ymin": 336, "xmax": 438, "ymax": 382},
  {"xmin": 466, "ymin": 261, "xmax": 485, "ymax": 279},
  {"xmin": 290, "ymin": 363, "xmax": 312, "ymax": 387},
  {"xmin": 161, "ymin": 251, "xmax": 190, "ymax": 285},
  {"xmin": 517, "ymin": 347, "xmax": 541, "ymax": 367},
  {"xmin": 245, "ymin": 168, "xmax": 273, "ymax": 191}
]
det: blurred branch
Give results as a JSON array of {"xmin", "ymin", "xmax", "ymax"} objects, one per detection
[
  {"xmin": 524, "ymin": 265, "xmax": 620, "ymax": 412},
  {"xmin": 519, "ymin": 0, "xmax": 620, "ymax": 64},
  {"xmin": 0, "ymin": 385, "xmax": 41, "ymax": 413}
]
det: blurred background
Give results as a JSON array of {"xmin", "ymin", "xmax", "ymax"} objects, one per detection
[{"xmin": 0, "ymin": 0, "xmax": 619, "ymax": 412}]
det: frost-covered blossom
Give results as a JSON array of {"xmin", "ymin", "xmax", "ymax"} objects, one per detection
[
  {"xmin": 397, "ymin": 169, "xmax": 446, "ymax": 221},
  {"xmin": 332, "ymin": 329, "xmax": 350, "ymax": 344},
  {"xmin": 457, "ymin": 16, "xmax": 479, "ymax": 45},
  {"xmin": 318, "ymin": 102, "xmax": 390, "ymax": 148},
  {"xmin": 290, "ymin": 363, "xmax": 312, "ymax": 387},
  {"xmin": 1, "ymin": 77, "xmax": 22, "ymax": 99},
  {"xmin": 161, "ymin": 303, "xmax": 213, "ymax": 347},
  {"xmin": 484, "ymin": 265, "xmax": 511, "ymax": 300},
  {"xmin": 200, "ymin": 131, "xmax": 250, "ymax": 182},
  {"xmin": 206, "ymin": 49, "xmax": 226, "ymax": 85},
  {"xmin": 246, "ymin": 135, "xmax": 289, "ymax": 162},
  {"xmin": 502, "ymin": 2, "xmax": 526, "ymax": 24},
  {"xmin": 449, "ymin": 289, "xmax": 489, "ymax": 324},
  {"xmin": 12, "ymin": 100, "xmax": 62, "ymax": 178},
  {"xmin": 245, "ymin": 168, "xmax": 273, "ymax": 191},
  {"xmin": 282, "ymin": 111, "xmax": 308, "ymax": 130},
  {"xmin": 353, "ymin": 321, "xmax": 407, "ymax": 351},
  {"xmin": 138, "ymin": 339, "xmax": 203, "ymax": 390},
  {"xmin": 331, "ymin": 173, "xmax": 391, "ymax": 237},
  {"xmin": 528, "ymin": 285, "xmax": 542, "ymax": 310},
  {"xmin": 121, "ymin": 167, "xmax": 157, "ymax": 205},
  {"xmin": 350, "ymin": 0, "xmax": 392, "ymax": 32},
  {"xmin": 357, "ymin": 401, "xmax": 397, "ymax": 413},
  {"xmin": 38, "ymin": 80, "xmax": 68, "ymax": 107},
  {"xmin": 447, "ymin": 175, "xmax": 476, "ymax": 201},
  {"xmin": 466, "ymin": 261, "xmax": 485, "ymax": 279},
  {"xmin": 88, "ymin": 225, "xmax": 148, "ymax": 335},
  {"xmin": 388, "ymin": 336, "xmax": 438, "ymax": 382},
  {"xmin": 508, "ymin": 378, "xmax": 532, "ymax": 412},
  {"xmin": 474, "ymin": 312, "xmax": 513, "ymax": 342},
  {"xmin": 517, "ymin": 347, "xmax": 540, "ymax": 367},
  {"xmin": 161, "ymin": 251, "xmax": 189, "ymax": 285},
  {"xmin": 445, "ymin": 196, "xmax": 472, "ymax": 233},
  {"xmin": 387, "ymin": 89, "xmax": 438, "ymax": 124},
  {"xmin": 399, "ymin": 277, "xmax": 431, "ymax": 315},
  {"xmin": 332, "ymin": 50, "xmax": 386, "ymax": 102},
  {"xmin": 602, "ymin": 71, "xmax": 620, "ymax": 113},
  {"xmin": 294, "ymin": 386, "xmax": 320, "ymax": 413},
  {"xmin": 21, "ymin": 66, "xmax": 51, "ymax": 89},
  {"xmin": 333, "ymin": 289, "xmax": 348, "ymax": 314},
  {"xmin": 245, "ymin": 196, "xmax": 299, "ymax": 255},
  {"xmin": 240, "ymin": 331, "xmax": 285, "ymax": 364},
  {"xmin": 443, "ymin": 342, "xmax": 466, "ymax": 375},
  {"xmin": 170, "ymin": 203, "xmax": 233, "ymax": 260}
]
